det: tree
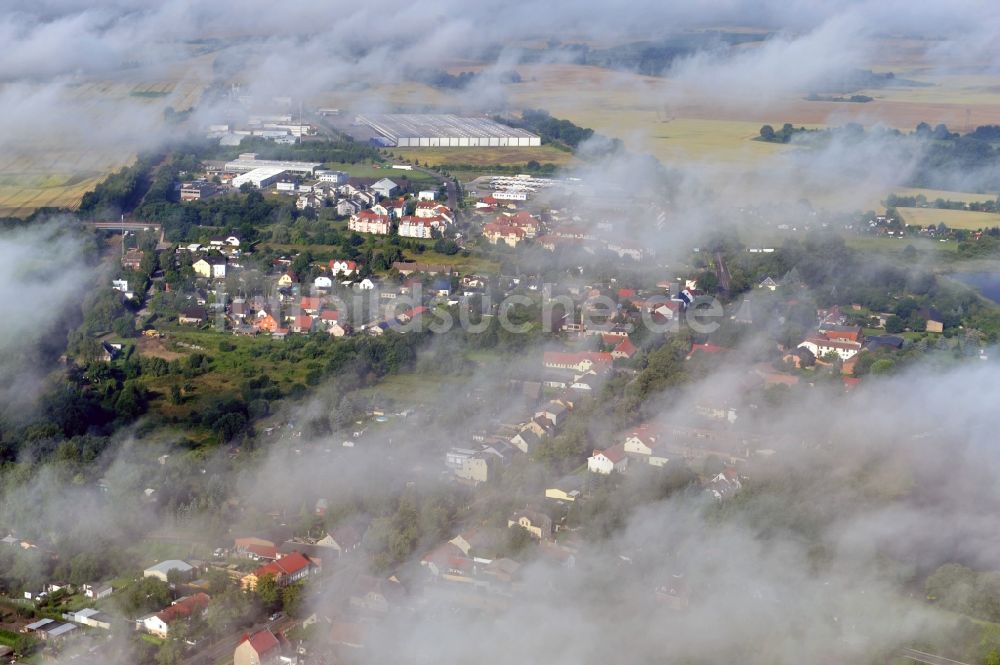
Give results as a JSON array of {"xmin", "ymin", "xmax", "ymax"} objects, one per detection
[
  {"xmin": 256, "ymin": 573, "xmax": 280, "ymax": 607},
  {"xmin": 885, "ymin": 315, "xmax": 906, "ymax": 334},
  {"xmin": 760, "ymin": 125, "xmax": 776, "ymax": 141},
  {"xmin": 282, "ymin": 583, "xmax": 304, "ymax": 618},
  {"xmin": 119, "ymin": 577, "xmax": 172, "ymax": 617},
  {"xmin": 156, "ymin": 635, "xmax": 185, "ymax": 665}
]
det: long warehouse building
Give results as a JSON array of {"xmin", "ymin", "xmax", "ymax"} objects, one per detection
[
  {"xmin": 225, "ymin": 154, "xmax": 321, "ymax": 175},
  {"xmin": 356, "ymin": 114, "xmax": 541, "ymax": 147}
]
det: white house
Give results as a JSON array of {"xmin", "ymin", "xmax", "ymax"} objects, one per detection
[
  {"xmin": 798, "ymin": 335, "xmax": 861, "ymax": 361},
  {"xmin": 587, "ymin": 443, "xmax": 628, "ymax": 474},
  {"xmin": 622, "ymin": 428, "xmax": 669, "ymax": 467},
  {"xmin": 398, "ymin": 217, "xmax": 435, "ymax": 239},
  {"xmin": 192, "ymin": 256, "xmax": 227, "ymax": 279},
  {"xmin": 417, "ymin": 190, "xmax": 437, "ymax": 201},
  {"xmin": 331, "ymin": 259, "xmax": 358, "ymax": 276},
  {"xmin": 314, "ymin": 276, "xmax": 333, "ymax": 289}
]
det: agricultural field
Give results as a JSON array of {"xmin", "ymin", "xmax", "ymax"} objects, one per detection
[
  {"xmin": 897, "ymin": 207, "xmax": 1000, "ymax": 230},
  {"xmin": 888, "ymin": 187, "xmax": 999, "ymax": 204},
  {"xmin": 0, "ymin": 75, "xmax": 208, "ymax": 217}
]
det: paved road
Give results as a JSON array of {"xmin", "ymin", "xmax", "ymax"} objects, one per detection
[{"xmin": 901, "ymin": 648, "xmax": 974, "ymax": 665}]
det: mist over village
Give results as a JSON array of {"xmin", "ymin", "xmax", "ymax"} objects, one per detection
[{"xmin": 4, "ymin": 2, "xmax": 1000, "ymax": 664}]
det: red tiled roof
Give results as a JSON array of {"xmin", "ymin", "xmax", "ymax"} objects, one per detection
[
  {"xmin": 156, "ymin": 593, "xmax": 209, "ymax": 624},
  {"xmin": 594, "ymin": 443, "xmax": 627, "ymax": 463},
  {"xmin": 543, "ymin": 351, "xmax": 613, "ymax": 367},
  {"xmin": 246, "ymin": 543, "xmax": 278, "ymax": 560},
  {"xmin": 614, "ymin": 338, "xmax": 637, "ymax": 356},
  {"xmin": 254, "ymin": 551, "xmax": 314, "ymax": 579},
  {"xmin": 320, "ymin": 309, "xmax": 340, "ymax": 321},
  {"xmin": 300, "ymin": 297, "xmax": 322, "ymax": 310},
  {"xmin": 244, "ymin": 629, "xmax": 280, "ymax": 657},
  {"xmin": 687, "ymin": 342, "xmax": 728, "ymax": 357},
  {"xmin": 617, "ymin": 288, "xmax": 636, "ymax": 299}
]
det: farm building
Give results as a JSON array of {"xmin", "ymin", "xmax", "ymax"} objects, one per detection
[{"xmin": 355, "ymin": 114, "xmax": 541, "ymax": 147}]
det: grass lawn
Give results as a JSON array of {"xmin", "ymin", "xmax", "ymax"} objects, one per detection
[
  {"xmin": 354, "ymin": 373, "xmax": 468, "ymax": 406},
  {"xmin": 897, "ymin": 207, "xmax": 1000, "ymax": 231},
  {"xmin": 393, "ymin": 144, "xmax": 576, "ymax": 168},
  {"xmin": 845, "ymin": 236, "xmax": 959, "ymax": 254},
  {"xmin": 322, "ymin": 161, "xmax": 440, "ymax": 186}
]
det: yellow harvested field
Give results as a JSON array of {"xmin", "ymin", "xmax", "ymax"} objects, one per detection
[
  {"xmin": 897, "ymin": 207, "xmax": 1000, "ymax": 230},
  {"xmin": 393, "ymin": 144, "xmax": 576, "ymax": 168},
  {"xmin": 0, "ymin": 69, "xmax": 210, "ymax": 217},
  {"xmin": 889, "ymin": 187, "xmax": 999, "ymax": 204}
]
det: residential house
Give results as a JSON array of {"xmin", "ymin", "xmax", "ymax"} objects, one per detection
[
  {"xmin": 82, "ymin": 583, "xmax": 113, "ymax": 600},
  {"xmin": 510, "ymin": 428, "xmax": 541, "ymax": 454},
  {"xmin": 257, "ymin": 310, "xmax": 280, "ymax": 333},
  {"xmin": 234, "ymin": 628, "xmax": 281, "ymax": 665},
  {"xmin": 193, "ymin": 254, "xmax": 227, "ymax": 279},
  {"xmin": 330, "ymin": 259, "xmax": 358, "ymax": 276},
  {"xmin": 758, "ymin": 276, "xmax": 779, "ymax": 291},
  {"xmin": 705, "ymin": 468, "xmax": 742, "ymax": 501},
  {"xmin": 798, "ymin": 334, "xmax": 862, "ymax": 361},
  {"xmin": 398, "ymin": 216, "xmax": 436, "ymax": 239},
  {"xmin": 455, "ymin": 454, "xmax": 492, "ymax": 484},
  {"xmin": 240, "ymin": 552, "xmax": 317, "ymax": 591},
  {"xmin": 314, "ymin": 275, "xmax": 333, "ymax": 289},
  {"xmin": 179, "ymin": 306, "xmax": 208, "ymax": 325},
  {"xmin": 543, "ymin": 351, "xmax": 613, "ymax": 373},
  {"xmin": 349, "ymin": 575, "xmax": 406, "ymax": 615},
  {"xmin": 315, "ymin": 522, "xmax": 364, "ymax": 557},
  {"xmin": 588, "ymin": 443, "xmax": 629, "ymax": 474},
  {"xmin": 508, "ymin": 509, "xmax": 553, "ymax": 540},
  {"xmin": 545, "ymin": 475, "xmax": 583, "ymax": 503},
  {"xmin": 137, "ymin": 593, "xmax": 209, "ymax": 638},
  {"xmin": 414, "ymin": 201, "xmax": 454, "ymax": 224},
  {"xmin": 622, "ymin": 426, "xmax": 669, "ymax": 467},
  {"xmin": 348, "ymin": 210, "xmax": 392, "ymax": 235},
  {"xmin": 534, "ymin": 401, "xmax": 567, "ymax": 428},
  {"xmin": 122, "ymin": 248, "xmax": 145, "ymax": 270},
  {"xmin": 611, "ymin": 337, "xmax": 637, "ymax": 359},
  {"xmin": 276, "ymin": 272, "xmax": 298, "ymax": 288},
  {"xmin": 370, "ymin": 178, "xmax": 400, "ymax": 198},
  {"xmin": 918, "ymin": 307, "xmax": 945, "ymax": 333},
  {"xmin": 483, "ymin": 221, "xmax": 526, "ymax": 247}
]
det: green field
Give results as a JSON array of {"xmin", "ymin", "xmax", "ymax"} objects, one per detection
[
  {"xmin": 324, "ymin": 161, "xmax": 440, "ymax": 186},
  {"xmin": 846, "ymin": 236, "xmax": 959, "ymax": 253},
  {"xmin": 393, "ymin": 144, "xmax": 576, "ymax": 168},
  {"xmin": 898, "ymin": 207, "xmax": 1000, "ymax": 231}
]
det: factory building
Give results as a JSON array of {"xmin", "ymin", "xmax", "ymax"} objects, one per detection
[
  {"xmin": 225, "ymin": 153, "xmax": 321, "ymax": 175},
  {"xmin": 231, "ymin": 167, "xmax": 287, "ymax": 190},
  {"xmin": 355, "ymin": 114, "xmax": 541, "ymax": 148}
]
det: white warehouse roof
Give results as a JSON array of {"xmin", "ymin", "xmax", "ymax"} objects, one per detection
[
  {"xmin": 225, "ymin": 158, "xmax": 320, "ymax": 174},
  {"xmin": 356, "ymin": 113, "xmax": 541, "ymax": 148},
  {"xmin": 231, "ymin": 167, "xmax": 287, "ymax": 189}
]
